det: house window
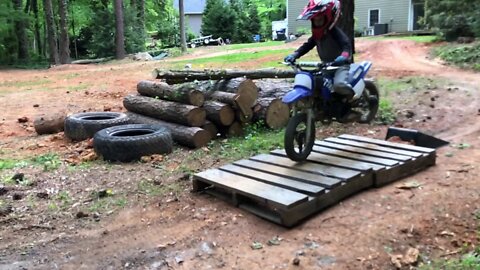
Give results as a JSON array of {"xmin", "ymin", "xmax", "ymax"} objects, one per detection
[{"xmin": 369, "ymin": 9, "xmax": 380, "ymax": 27}]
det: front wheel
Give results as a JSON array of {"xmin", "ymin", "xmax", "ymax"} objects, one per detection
[
  {"xmin": 358, "ymin": 80, "xmax": 380, "ymax": 123},
  {"xmin": 284, "ymin": 113, "xmax": 315, "ymax": 162}
]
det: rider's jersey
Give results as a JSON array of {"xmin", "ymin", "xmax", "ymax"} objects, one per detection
[{"xmin": 294, "ymin": 26, "xmax": 352, "ymax": 63}]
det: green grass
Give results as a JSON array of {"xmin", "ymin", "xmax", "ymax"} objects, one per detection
[
  {"xmin": 171, "ymin": 49, "xmax": 292, "ymax": 68},
  {"xmin": 434, "ymin": 43, "xmax": 480, "ymax": 71},
  {"xmin": 89, "ymin": 195, "xmax": 128, "ymax": 212},
  {"xmin": 67, "ymin": 83, "xmax": 91, "ymax": 91},
  {"xmin": 223, "ymin": 41, "xmax": 283, "ymax": 50},
  {"xmin": 137, "ymin": 179, "xmax": 184, "ymax": 197},
  {"xmin": 419, "ymin": 253, "xmax": 480, "ymax": 270},
  {"xmin": 0, "ymin": 79, "xmax": 51, "ymax": 88},
  {"xmin": 376, "ymin": 99, "xmax": 396, "ymax": 124},
  {"xmin": 31, "ymin": 153, "xmax": 62, "ymax": 171},
  {"xmin": 360, "ymin": 35, "xmax": 439, "ymax": 43}
]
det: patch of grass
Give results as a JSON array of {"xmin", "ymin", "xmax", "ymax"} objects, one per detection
[
  {"xmin": 213, "ymin": 123, "xmax": 284, "ymax": 161},
  {"xmin": 1, "ymin": 175, "xmax": 16, "ymax": 185},
  {"xmin": 67, "ymin": 83, "xmax": 91, "ymax": 91},
  {"xmin": 55, "ymin": 191, "xmax": 73, "ymax": 210},
  {"xmin": 62, "ymin": 73, "xmax": 80, "ymax": 79},
  {"xmin": 419, "ymin": 253, "xmax": 480, "ymax": 270},
  {"xmin": 0, "ymin": 79, "xmax": 51, "ymax": 88},
  {"xmin": 137, "ymin": 179, "xmax": 183, "ymax": 197},
  {"xmin": 434, "ymin": 43, "xmax": 480, "ymax": 71},
  {"xmin": 224, "ymin": 41, "xmax": 283, "ymax": 50},
  {"xmin": 31, "ymin": 153, "xmax": 61, "ymax": 171},
  {"xmin": 0, "ymin": 159, "xmax": 19, "ymax": 170},
  {"xmin": 172, "ymin": 49, "xmax": 292, "ymax": 68},
  {"xmin": 89, "ymin": 195, "xmax": 128, "ymax": 212},
  {"xmin": 376, "ymin": 99, "xmax": 396, "ymax": 125},
  {"xmin": 360, "ymin": 35, "xmax": 439, "ymax": 43}
]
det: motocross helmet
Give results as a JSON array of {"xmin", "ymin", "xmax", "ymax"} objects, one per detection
[{"xmin": 297, "ymin": 0, "xmax": 341, "ymax": 40}]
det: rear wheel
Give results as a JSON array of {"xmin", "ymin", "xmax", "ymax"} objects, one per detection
[
  {"xmin": 284, "ymin": 113, "xmax": 315, "ymax": 162},
  {"xmin": 358, "ymin": 80, "xmax": 379, "ymax": 123}
]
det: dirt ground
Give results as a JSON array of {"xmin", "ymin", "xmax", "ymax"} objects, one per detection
[{"xmin": 0, "ymin": 38, "xmax": 479, "ymax": 270}]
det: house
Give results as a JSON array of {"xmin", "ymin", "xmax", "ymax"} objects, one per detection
[
  {"xmin": 287, "ymin": 0, "xmax": 425, "ymax": 36},
  {"xmin": 173, "ymin": 0, "xmax": 207, "ymax": 36}
]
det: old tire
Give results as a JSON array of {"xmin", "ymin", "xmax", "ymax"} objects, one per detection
[
  {"xmin": 284, "ymin": 113, "xmax": 315, "ymax": 162},
  {"xmin": 93, "ymin": 124, "xmax": 173, "ymax": 162},
  {"xmin": 64, "ymin": 112, "xmax": 130, "ymax": 141}
]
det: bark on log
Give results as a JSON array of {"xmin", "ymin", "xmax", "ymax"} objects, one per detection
[
  {"xmin": 215, "ymin": 78, "xmax": 258, "ymax": 110},
  {"xmin": 33, "ymin": 112, "xmax": 66, "ymax": 135},
  {"xmin": 125, "ymin": 112, "xmax": 211, "ymax": 148},
  {"xmin": 219, "ymin": 122, "xmax": 244, "ymax": 138},
  {"xmin": 123, "ymin": 95, "xmax": 206, "ymax": 127},
  {"xmin": 203, "ymin": 101, "xmax": 235, "ymax": 126},
  {"xmin": 210, "ymin": 91, "xmax": 238, "ymax": 107},
  {"xmin": 137, "ymin": 80, "xmax": 205, "ymax": 106},
  {"xmin": 236, "ymin": 107, "xmax": 253, "ymax": 123},
  {"xmin": 202, "ymin": 120, "xmax": 218, "ymax": 139},
  {"xmin": 253, "ymin": 97, "xmax": 290, "ymax": 129},
  {"xmin": 153, "ymin": 68, "xmax": 296, "ymax": 84},
  {"xmin": 255, "ymin": 79, "xmax": 293, "ymax": 99}
]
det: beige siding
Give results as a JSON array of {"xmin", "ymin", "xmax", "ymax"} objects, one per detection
[
  {"xmin": 287, "ymin": 0, "xmax": 310, "ymax": 35},
  {"xmin": 355, "ymin": 0, "xmax": 411, "ymax": 33},
  {"xmin": 288, "ymin": 0, "xmax": 412, "ymax": 35}
]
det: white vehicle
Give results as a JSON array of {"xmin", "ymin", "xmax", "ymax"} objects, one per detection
[{"xmin": 187, "ymin": 35, "xmax": 225, "ymax": 48}]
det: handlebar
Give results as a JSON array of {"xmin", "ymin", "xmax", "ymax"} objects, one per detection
[{"xmin": 283, "ymin": 61, "xmax": 339, "ymax": 73}]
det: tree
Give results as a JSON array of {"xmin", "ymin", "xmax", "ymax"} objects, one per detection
[
  {"xmin": 31, "ymin": 0, "xmax": 42, "ymax": 56},
  {"xmin": 230, "ymin": 0, "xmax": 251, "ymax": 43},
  {"xmin": 201, "ymin": 0, "xmax": 236, "ymax": 40},
  {"xmin": 179, "ymin": 0, "xmax": 186, "ymax": 52},
  {"xmin": 43, "ymin": 0, "xmax": 60, "ymax": 65},
  {"xmin": 58, "ymin": 0, "xmax": 70, "ymax": 64},
  {"xmin": 337, "ymin": 0, "xmax": 355, "ymax": 58},
  {"xmin": 247, "ymin": 3, "xmax": 261, "ymax": 37},
  {"xmin": 12, "ymin": 0, "xmax": 29, "ymax": 61},
  {"xmin": 114, "ymin": 0, "xmax": 125, "ymax": 59}
]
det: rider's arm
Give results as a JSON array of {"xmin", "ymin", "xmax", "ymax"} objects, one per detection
[
  {"xmin": 330, "ymin": 26, "xmax": 352, "ymax": 59},
  {"xmin": 294, "ymin": 36, "xmax": 316, "ymax": 58}
]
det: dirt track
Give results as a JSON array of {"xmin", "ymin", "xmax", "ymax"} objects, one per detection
[{"xmin": 0, "ymin": 39, "xmax": 479, "ymax": 269}]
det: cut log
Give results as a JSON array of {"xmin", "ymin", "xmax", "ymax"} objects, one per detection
[
  {"xmin": 153, "ymin": 68, "xmax": 296, "ymax": 84},
  {"xmin": 137, "ymin": 80, "xmax": 205, "ymax": 106},
  {"xmin": 253, "ymin": 97, "xmax": 290, "ymax": 129},
  {"xmin": 203, "ymin": 101, "xmax": 235, "ymax": 126},
  {"xmin": 123, "ymin": 95, "xmax": 206, "ymax": 127},
  {"xmin": 214, "ymin": 78, "xmax": 258, "ymax": 108},
  {"xmin": 210, "ymin": 91, "xmax": 239, "ymax": 106},
  {"xmin": 33, "ymin": 112, "xmax": 66, "ymax": 135},
  {"xmin": 125, "ymin": 112, "xmax": 211, "ymax": 148},
  {"xmin": 236, "ymin": 107, "xmax": 253, "ymax": 123},
  {"xmin": 202, "ymin": 120, "xmax": 218, "ymax": 139},
  {"xmin": 255, "ymin": 79, "xmax": 293, "ymax": 99},
  {"xmin": 219, "ymin": 122, "xmax": 244, "ymax": 137}
]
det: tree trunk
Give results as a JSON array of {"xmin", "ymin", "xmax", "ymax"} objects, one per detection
[
  {"xmin": 338, "ymin": 0, "xmax": 355, "ymax": 59},
  {"xmin": 203, "ymin": 101, "xmax": 235, "ymax": 126},
  {"xmin": 179, "ymin": 0, "xmax": 187, "ymax": 52},
  {"xmin": 126, "ymin": 112, "xmax": 211, "ymax": 148},
  {"xmin": 202, "ymin": 120, "xmax": 218, "ymax": 139},
  {"xmin": 136, "ymin": 0, "xmax": 145, "ymax": 31},
  {"xmin": 137, "ymin": 80, "xmax": 205, "ymax": 106},
  {"xmin": 123, "ymin": 95, "xmax": 206, "ymax": 127},
  {"xmin": 33, "ymin": 112, "xmax": 66, "ymax": 135},
  {"xmin": 114, "ymin": 0, "xmax": 125, "ymax": 59},
  {"xmin": 255, "ymin": 79, "xmax": 292, "ymax": 99},
  {"xmin": 43, "ymin": 0, "xmax": 60, "ymax": 64},
  {"xmin": 58, "ymin": 0, "xmax": 70, "ymax": 64},
  {"xmin": 13, "ymin": 0, "xmax": 30, "ymax": 61},
  {"xmin": 218, "ymin": 122, "xmax": 244, "ymax": 137},
  {"xmin": 252, "ymin": 97, "xmax": 290, "ymax": 129},
  {"xmin": 153, "ymin": 68, "xmax": 296, "ymax": 84},
  {"xmin": 32, "ymin": 0, "xmax": 42, "ymax": 55}
]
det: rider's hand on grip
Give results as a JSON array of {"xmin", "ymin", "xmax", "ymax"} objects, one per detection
[{"xmin": 284, "ymin": 53, "xmax": 299, "ymax": 63}]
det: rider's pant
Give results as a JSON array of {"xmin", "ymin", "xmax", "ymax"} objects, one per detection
[{"xmin": 333, "ymin": 65, "xmax": 354, "ymax": 97}]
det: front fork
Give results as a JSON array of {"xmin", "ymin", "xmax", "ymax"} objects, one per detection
[{"xmin": 291, "ymin": 103, "xmax": 315, "ymax": 144}]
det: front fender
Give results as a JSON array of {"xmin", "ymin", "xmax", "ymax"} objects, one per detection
[{"xmin": 282, "ymin": 87, "xmax": 313, "ymax": 104}]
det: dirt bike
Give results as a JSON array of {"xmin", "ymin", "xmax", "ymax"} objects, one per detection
[{"xmin": 282, "ymin": 60, "xmax": 380, "ymax": 161}]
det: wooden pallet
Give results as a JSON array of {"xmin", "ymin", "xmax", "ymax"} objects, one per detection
[{"xmin": 193, "ymin": 134, "xmax": 436, "ymax": 227}]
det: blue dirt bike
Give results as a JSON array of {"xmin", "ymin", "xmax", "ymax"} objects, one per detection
[{"xmin": 282, "ymin": 61, "xmax": 379, "ymax": 161}]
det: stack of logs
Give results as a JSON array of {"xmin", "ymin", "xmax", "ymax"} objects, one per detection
[{"xmin": 123, "ymin": 78, "xmax": 292, "ymax": 149}]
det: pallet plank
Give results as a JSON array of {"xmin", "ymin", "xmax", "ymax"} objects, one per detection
[
  {"xmin": 249, "ymin": 154, "xmax": 361, "ymax": 180},
  {"xmin": 194, "ymin": 169, "xmax": 308, "ymax": 209},
  {"xmin": 339, "ymin": 134, "xmax": 435, "ymax": 153},
  {"xmin": 312, "ymin": 145, "xmax": 399, "ymax": 166},
  {"xmin": 220, "ymin": 164, "xmax": 325, "ymax": 195},
  {"xmin": 233, "ymin": 159, "xmax": 343, "ymax": 188},
  {"xmin": 325, "ymin": 137, "xmax": 423, "ymax": 157},
  {"xmin": 271, "ymin": 149, "xmax": 385, "ymax": 172},
  {"xmin": 315, "ymin": 140, "xmax": 412, "ymax": 161}
]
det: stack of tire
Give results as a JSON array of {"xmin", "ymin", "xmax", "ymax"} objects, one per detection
[{"xmin": 64, "ymin": 112, "xmax": 173, "ymax": 162}]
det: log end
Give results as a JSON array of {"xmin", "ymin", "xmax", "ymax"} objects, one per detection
[
  {"xmin": 188, "ymin": 108, "xmax": 207, "ymax": 127},
  {"xmin": 189, "ymin": 90, "xmax": 205, "ymax": 107},
  {"xmin": 192, "ymin": 129, "xmax": 212, "ymax": 148},
  {"xmin": 219, "ymin": 106, "xmax": 235, "ymax": 126},
  {"xmin": 266, "ymin": 99, "xmax": 290, "ymax": 129}
]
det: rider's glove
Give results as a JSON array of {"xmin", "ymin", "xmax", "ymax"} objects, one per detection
[
  {"xmin": 284, "ymin": 52, "xmax": 299, "ymax": 63},
  {"xmin": 334, "ymin": 51, "xmax": 350, "ymax": 65}
]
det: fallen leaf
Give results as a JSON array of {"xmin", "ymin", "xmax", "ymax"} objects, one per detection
[
  {"xmin": 267, "ymin": 236, "xmax": 282, "ymax": 246},
  {"xmin": 402, "ymin": 247, "xmax": 419, "ymax": 265},
  {"xmin": 390, "ymin": 254, "xmax": 403, "ymax": 269},
  {"xmin": 397, "ymin": 181, "xmax": 422, "ymax": 190},
  {"xmin": 251, "ymin": 241, "xmax": 263, "ymax": 250}
]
